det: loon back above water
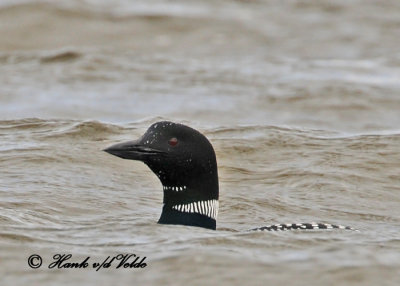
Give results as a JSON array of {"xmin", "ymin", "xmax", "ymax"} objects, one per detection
[{"xmin": 104, "ymin": 121, "xmax": 354, "ymax": 232}]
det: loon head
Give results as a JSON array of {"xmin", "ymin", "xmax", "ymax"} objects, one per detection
[{"xmin": 104, "ymin": 121, "xmax": 219, "ymax": 230}]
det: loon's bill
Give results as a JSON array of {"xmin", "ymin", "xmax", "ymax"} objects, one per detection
[{"xmin": 104, "ymin": 121, "xmax": 356, "ymax": 232}]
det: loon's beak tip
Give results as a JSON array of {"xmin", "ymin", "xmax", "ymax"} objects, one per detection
[
  {"xmin": 103, "ymin": 145, "xmax": 120, "ymax": 157},
  {"xmin": 102, "ymin": 147, "xmax": 111, "ymax": 154}
]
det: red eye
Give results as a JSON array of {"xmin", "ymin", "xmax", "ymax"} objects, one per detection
[{"xmin": 168, "ymin": 137, "xmax": 178, "ymax": 147}]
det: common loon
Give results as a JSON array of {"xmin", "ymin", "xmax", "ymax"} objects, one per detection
[{"xmin": 104, "ymin": 121, "xmax": 354, "ymax": 231}]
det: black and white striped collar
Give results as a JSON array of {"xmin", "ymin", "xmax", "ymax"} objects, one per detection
[{"xmin": 170, "ymin": 199, "xmax": 219, "ymax": 220}]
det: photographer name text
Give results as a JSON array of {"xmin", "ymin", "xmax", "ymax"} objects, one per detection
[{"xmin": 28, "ymin": 253, "xmax": 147, "ymax": 271}]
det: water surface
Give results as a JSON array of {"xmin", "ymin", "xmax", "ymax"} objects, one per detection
[{"xmin": 1, "ymin": 1, "xmax": 400, "ymax": 285}]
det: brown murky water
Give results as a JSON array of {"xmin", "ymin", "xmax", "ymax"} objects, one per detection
[{"xmin": 1, "ymin": 1, "xmax": 400, "ymax": 285}]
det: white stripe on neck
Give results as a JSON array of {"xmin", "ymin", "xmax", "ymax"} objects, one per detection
[{"xmin": 172, "ymin": 199, "xmax": 219, "ymax": 220}]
